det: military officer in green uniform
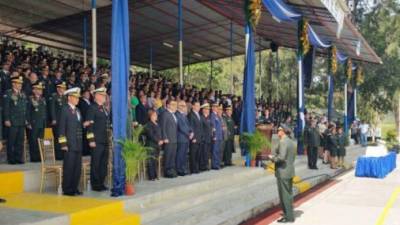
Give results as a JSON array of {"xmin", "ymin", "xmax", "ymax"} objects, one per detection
[
  {"xmin": 267, "ymin": 124, "xmax": 296, "ymax": 223},
  {"xmin": 223, "ymin": 105, "xmax": 235, "ymax": 166},
  {"xmin": 3, "ymin": 75, "xmax": 28, "ymax": 164},
  {"xmin": 49, "ymin": 81, "xmax": 67, "ymax": 160},
  {"xmin": 26, "ymin": 82, "xmax": 47, "ymax": 162}
]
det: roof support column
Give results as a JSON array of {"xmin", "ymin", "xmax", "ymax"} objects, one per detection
[
  {"xmin": 83, "ymin": 16, "xmax": 88, "ymax": 68},
  {"xmin": 230, "ymin": 20, "xmax": 234, "ymax": 95},
  {"xmin": 178, "ymin": 0, "xmax": 183, "ymax": 86},
  {"xmin": 258, "ymin": 37, "xmax": 262, "ymax": 100},
  {"xmin": 92, "ymin": 0, "xmax": 97, "ymax": 74},
  {"xmin": 149, "ymin": 44, "xmax": 153, "ymax": 78},
  {"xmin": 209, "ymin": 60, "xmax": 213, "ymax": 90}
]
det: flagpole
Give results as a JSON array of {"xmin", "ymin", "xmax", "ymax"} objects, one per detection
[
  {"xmin": 344, "ymin": 82, "xmax": 348, "ymax": 135},
  {"xmin": 83, "ymin": 15, "xmax": 88, "ymax": 68},
  {"xmin": 91, "ymin": 0, "xmax": 97, "ymax": 74},
  {"xmin": 178, "ymin": 0, "xmax": 183, "ymax": 86},
  {"xmin": 354, "ymin": 88, "xmax": 357, "ymax": 119}
]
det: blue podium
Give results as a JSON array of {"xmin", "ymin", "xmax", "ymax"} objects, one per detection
[{"xmin": 355, "ymin": 151, "xmax": 397, "ymax": 179}]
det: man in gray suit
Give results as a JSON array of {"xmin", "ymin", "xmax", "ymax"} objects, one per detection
[{"xmin": 268, "ymin": 124, "xmax": 296, "ymax": 223}]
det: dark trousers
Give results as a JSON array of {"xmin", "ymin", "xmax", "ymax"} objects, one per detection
[
  {"xmin": 189, "ymin": 142, "xmax": 200, "ymax": 173},
  {"xmin": 200, "ymin": 143, "xmax": 211, "ymax": 171},
  {"xmin": 7, "ymin": 126, "xmax": 25, "ymax": 164},
  {"xmin": 62, "ymin": 150, "xmax": 82, "ymax": 194},
  {"xmin": 307, "ymin": 146, "xmax": 318, "ymax": 168},
  {"xmin": 53, "ymin": 126, "xmax": 63, "ymax": 160},
  {"xmin": 277, "ymin": 178, "xmax": 294, "ymax": 221},
  {"xmin": 211, "ymin": 140, "xmax": 222, "ymax": 169},
  {"xmin": 163, "ymin": 143, "xmax": 177, "ymax": 176},
  {"xmin": 147, "ymin": 149, "xmax": 159, "ymax": 180},
  {"xmin": 176, "ymin": 143, "xmax": 189, "ymax": 174},
  {"xmin": 27, "ymin": 127, "xmax": 45, "ymax": 162},
  {"xmin": 90, "ymin": 143, "xmax": 108, "ymax": 189},
  {"xmin": 223, "ymin": 139, "xmax": 234, "ymax": 166}
]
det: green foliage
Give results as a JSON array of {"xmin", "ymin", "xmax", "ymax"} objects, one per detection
[
  {"xmin": 118, "ymin": 125, "xmax": 152, "ymax": 184},
  {"xmin": 241, "ymin": 130, "xmax": 271, "ymax": 160},
  {"xmin": 385, "ymin": 129, "xmax": 399, "ymax": 150}
]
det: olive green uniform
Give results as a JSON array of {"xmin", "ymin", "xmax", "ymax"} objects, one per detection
[
  {"xmin": 3, "ymin": 89, "xmax": 28, "ymax": 164},
  {"xmin": 49, "ymin": 93, "xmax": 67, "ymax": 160},
  {"xmin": 27, "ymin": 96, "xmax": 47, "ymax": 162},
  {"xmin": 271, "ymin": 136, "xmax": 296, "ymax": 221},
  {"xmin": 223, "ymin": 115, "xmax": 235, "ymax": 166}
]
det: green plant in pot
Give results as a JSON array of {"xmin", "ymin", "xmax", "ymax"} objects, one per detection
[
  {"xmin": 241, "ymin": 130, "xmax": 271, "ymax": 167},
  {"xmin": 118, "ymin": 125, "xmax": 152, "ymax": 195}
]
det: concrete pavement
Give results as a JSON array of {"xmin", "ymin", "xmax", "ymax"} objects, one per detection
[{"xmin": 265, "ymin": 154, "xmax": 400, "ymax": 225}]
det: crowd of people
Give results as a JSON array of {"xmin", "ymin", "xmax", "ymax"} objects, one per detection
[
  {"xmin": 303, "ymin": 115, "xmax": 348, "ymax": 170},
  {"xmin": 0, "ymin": 40, "xmax": 295, "ymax": 195}
]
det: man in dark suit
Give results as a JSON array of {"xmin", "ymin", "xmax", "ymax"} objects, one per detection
[
  {"xmin": 58, "ymin": 87, "xmax": 83, "ymax": 196},
  {"xmin": 175, "ymin": 100, "xmax": 193, "ymax": 176},
  {"xmin": 78, "ymin": 88, "xmax": 91, "ymax": 156},
  {"xmin": 188, "ymin": 101, "xmax": 203, "ymax": 173},
  {"xmin": 136, "ymin": 95, "xmax": 148, "ymax": 125},
  {"xmin": 84, "ymin": 87, "xmax": 110, "ymax": 192},
  {"xmin": 160, "ymin": 100, "xmax": 178, "ymax": 178},
  {"xmin": 200, "ymin": 103, "xmax": 213, "ymax": 171}
]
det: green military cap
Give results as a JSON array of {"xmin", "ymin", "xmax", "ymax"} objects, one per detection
[
  {"xmin": 11, "ymin": 76, "xmax": 24, "ymax": 84},
  {"xmin": 56, "ymin": 81, "xmax": 67, "ymax": 89},
  {"xmin": 32, "ymin": 82, "xmax": 44, "ymax": 90}
]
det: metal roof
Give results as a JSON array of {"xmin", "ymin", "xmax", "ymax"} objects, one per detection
[{"xmin": 0, "ymin": 0, "xmax": 382, "ymax": 70}]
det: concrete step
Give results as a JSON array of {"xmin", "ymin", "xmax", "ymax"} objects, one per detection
[
  {"xmin": 127, "ymin": 156, "xmax": 309, "ymax": 214},
  {"xmin": 125, "ymin": 167, "xmax": 266, "ymax": 210}
]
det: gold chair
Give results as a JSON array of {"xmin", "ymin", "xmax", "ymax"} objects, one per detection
[
  {"xmin": 38, "ymin": 138, "xmax": 63, "ymax": 193},
  {"xmin": 81, "ymin": 158, "xmax": 91, "ymax": 191}
]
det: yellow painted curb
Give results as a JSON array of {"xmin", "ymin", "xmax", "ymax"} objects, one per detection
[{"xmin": 0, "ymin": 171, "xmax": 24, "ymax": 195}]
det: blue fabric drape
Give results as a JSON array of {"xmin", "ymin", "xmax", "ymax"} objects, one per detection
[
  {"xmin": 355, "ymin": 152, "xmax": 397, "ymax": 178},
  {"xmin": 336, "ymin": 50, "xmax": 348, "ymax": 64},
  {"xmin": 111, "ymin": 0, "xmax": 130, "ymax": 197},
  {"xmin": 262, "ymin": 0, "xmax": 301, "ymax": 22},
  {"xmin": 308, "ymin": 25, "xmax": 331, "ymax": 48},
  {"xmin": 303, "ymin": 46, "xmax": 315, "ymax": 89},
  {"xmin": 347, "ymin": 91, "xmax": 355, "ymax": 126},
  {"xmin": 240, "ymin": 24, "xmax": 256, "ymax": 166}
]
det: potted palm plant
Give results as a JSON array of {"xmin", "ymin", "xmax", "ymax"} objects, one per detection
[
  {"xmin": 119, "ymin": 125, "xmax": 152, "ymax": 195},
  {"xmin": 241, "ymin": 130, "xmax": 271, "ymax": 167}
]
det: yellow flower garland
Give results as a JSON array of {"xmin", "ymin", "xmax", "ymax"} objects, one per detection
[
  {"xmin": 247, "ymin": 0, "xmax": 262, "ymax": 30},
  {"xmin": 300, "ymin": 20, "xmax": 310, "ymax": 56},
  {"xmin": 356, "ymin": 66, "xmax": 364, "ymax": 85},
  {"xmin": 347, "ymin": 58, "xmax": 352, "ymax": 81},
  {"xmin": 331, "ymin": 46, "xmax": 337, "ymax": 75}
]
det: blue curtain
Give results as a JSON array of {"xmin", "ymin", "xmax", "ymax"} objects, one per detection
[
  {"xmin": 262, "ymin": 0, "xmax": 301, "ymax": 22},
  {"xmin": 240, "ymin": 24, "xmax": 256, "ymax": 166},
  {"xmin": 111, "ymin": 0, "xmax": 130, "ymax": 197},
  {"xmin": 347, "ymin": 91, "xmax": 355, "ymax": 126},
  {"xmin": 308, "ymin": 25, "xmax": 331, "ymax": 48},
  {"xmin": 303, "ymin": 46, "xmax": 315, "ymax": 89}
]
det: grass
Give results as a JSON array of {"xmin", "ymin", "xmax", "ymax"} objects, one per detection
[{"xmin": 382, "ymin": 123, "xmax": 396, "ymax": 140}]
